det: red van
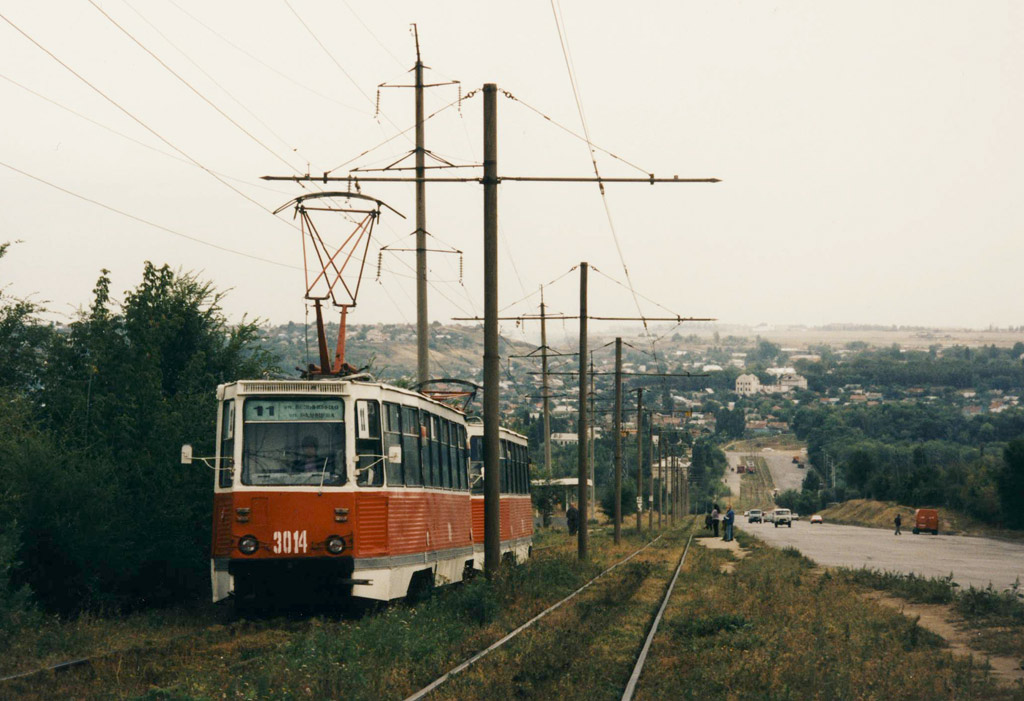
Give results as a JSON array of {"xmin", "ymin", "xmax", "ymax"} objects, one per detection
[{"xmin": 913, "ymin": 508, "xmax": 939, "ymax": 535}]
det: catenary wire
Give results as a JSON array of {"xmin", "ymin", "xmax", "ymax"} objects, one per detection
[
  {"xmin": 87, "ymin": 0, "xmax": 305, "ymax": 175},
  {"xmin": 0, "ymin": 72, "xmax": 295, "ymax": 197},
  {"xmin": 164, "ymin": 0, "xmax": 367, "ymax": 114}
]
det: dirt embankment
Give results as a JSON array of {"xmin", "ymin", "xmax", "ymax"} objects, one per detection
[{"xmin": 820, "ymin": 499, "xmax": 1024, "ymax": 541}]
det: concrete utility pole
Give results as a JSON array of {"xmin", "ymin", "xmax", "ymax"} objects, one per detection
[
  {"xmin": 482, "ymin": 83, "xmax": 500, "ymax": 577},
  {"xmin": 657, "ymin": 429, "xmax": 663, "ymax": 529},
  {"xmin": 414, "ymin": 29, "xmax": 429, "ymax": 385},
  {"xmin": 589, "ymin": 354, "xmax": 596, "ymax": 520},
  {"xmin": 540, "ymin": 286, "xmax": 551, "ymax": 477},
  {"xmin": 647, "ymin": 421, "xmax": 654, "ymax": 530},
  {"xmin": 670, "ymin": 449, "xmax": 676, "ymax": 527},
  {"xmin": 613, "ymin": 337, "xmax": 622, "ymax": 544},
  {"xmin": 577, "ymin": 262, "xmax": 589, "ymax": 559},
  {"xmin": 636, "ymin": 388, "xmax": 643, "ymax": 533}
]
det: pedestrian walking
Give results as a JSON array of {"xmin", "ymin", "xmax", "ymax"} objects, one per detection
[
  {"xmin": 724, "ymin": 504, "xmax": 735, "ymax": 542},
  {"xmin": 566, "ymin": 503, "xmax": 579, "ymax": 536},
  {"xmin": 894, "ymin": 512, "xmax": 902, "ymax": 536},
  {"xmin": 711, "ymin": 504, "xmax": 720, "ymax": 537}
]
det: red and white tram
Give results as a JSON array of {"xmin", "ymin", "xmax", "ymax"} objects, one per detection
[
  {"xmin": 207, "ymin": 378, "xmax": 532, "ymax": 605},
  {"xmin": 466, "ymin": 420, "xmax": 534, "ymax": 565}
]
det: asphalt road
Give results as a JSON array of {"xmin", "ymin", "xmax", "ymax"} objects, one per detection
[{"xmin": 741, "ymin": 519, "xmax": 1024, "ymax": 592}]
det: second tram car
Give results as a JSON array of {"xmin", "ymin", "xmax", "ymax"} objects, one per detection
[
  {"xmin": 205, "ymin": 378, "xmax": 531, "ymax": 605},
  {"xmin": 466, "ymin": 420, "xmax": 533, "ymax": 564}
]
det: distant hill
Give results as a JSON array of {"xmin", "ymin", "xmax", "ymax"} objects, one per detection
[{"xmin": 259, "ymin": 322, "xmax": 537, "ymax": 383}]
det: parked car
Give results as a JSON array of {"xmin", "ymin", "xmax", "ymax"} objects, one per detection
[
  {"xmin": 773, "ymin": 508, "xmax": 793, "ymax": 527},
  {"xmin": 913, "ymin": 508, "xmax": 939, "ymax": 535},
  {"xmin": 810, "ymin": 514, "xmax": 823, "ymax": 524},
  {"xmin": 747, "ymin": 509, "xmax": 763, "ymax": 524}
]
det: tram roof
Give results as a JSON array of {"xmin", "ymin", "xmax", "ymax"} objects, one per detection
[{"xmin": 218, "ymin": 378, "xmax": 467, "ymax": 417}]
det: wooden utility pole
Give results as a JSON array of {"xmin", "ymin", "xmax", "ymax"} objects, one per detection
[
  {"xmin": 636, "ymin": 389, "xmax": 643, "ymax": 533},
  {"xmin": 613, "ymin": 337, "xmax": 622, "ymax": 544},
  {"xmin": 414, "ymin": 29, "xmax": 429, "ymax": 385},
  {"xmin": 577, "ymin": 262, "xmax": 589, "ymax": 559},
  {"xmin": 540, "ymin": 286, "xmax": 551, "ymax": 477},
  {"xmin": 482, "ymin": 83, "xmax": 500, "ymax": 577}
]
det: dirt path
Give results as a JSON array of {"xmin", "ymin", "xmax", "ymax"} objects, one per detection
[
  {"xmin": 860, "ymin": 591, "xmax": 1024, "ymax": 687},
  {"xmin": 694, "ymin": 535, "xmax": 748, "ymax": 573}
]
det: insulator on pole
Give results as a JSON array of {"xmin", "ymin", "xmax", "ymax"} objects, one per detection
[
  {"xmin": 458, "ymin": 253, "xmax": 464, "ymax": 284},
  {"xmin": 376, "ymin": 251, "xmax": 383, "ymax": 281},
  {"xmin": 374, "ymin": 88, "xmax": 381, "ymax": 119}
]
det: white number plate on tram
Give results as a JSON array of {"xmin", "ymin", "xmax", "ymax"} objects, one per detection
[{"xmin": 272, "ymin": 530, "xmax": 308, "ymax": 554}]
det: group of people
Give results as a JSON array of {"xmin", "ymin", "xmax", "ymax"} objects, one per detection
[{"xmin": 704, "ymin": 503, "xmax": 736, "ymax": 541}]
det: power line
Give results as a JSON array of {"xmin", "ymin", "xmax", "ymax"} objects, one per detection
[
  {"xmin": 119, "ymin": 0, "xmax": 313, "ymax": 167},
  {"xmin": 87, "ymin": 0, "xmax": 304, "ymax": 175},
  {"xmin": 0, "ymin": 159, "xmax": 298, "ymax": 270},
  {"xmin": 282, "ymin": 0, "xmax": 408, "ymax": 140},
  {"xmin": 0, "ymin": 72, "xmax": 294, "ymax": 197},
  {"xmin": 164, "ymin": 0, "xmax": 367, "ymax": 114},
  {"xmin": 0, "ymin": 11, "xmax": 283, "ymax": 221}
]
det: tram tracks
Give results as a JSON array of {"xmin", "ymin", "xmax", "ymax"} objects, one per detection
[{"xmin": 407, "ymin": 524, "xmax": 699, "ymax": 701}]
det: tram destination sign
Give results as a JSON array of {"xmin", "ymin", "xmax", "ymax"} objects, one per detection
[{"xmin": 244, "ymin": 398, "xmax": 344, "ymax": 422}]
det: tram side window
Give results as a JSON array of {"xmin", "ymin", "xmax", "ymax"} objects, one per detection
[
  {"xmin": 430, "ymin": 415, "xmax": 442, "ymax": 488},
  {"xmin": 521, "ymin": 445, "xmax": 529, "ymax": 494},
  {"xmin": 445, "ymin": 421, "xmax": 457, "ymax": 489},
  {"xmin": 499, "ymin": 439, "xmax": 508, "ymax": 494},
  {"xmin": 469, "ymin": 434, "xmax": 484, "ymax": 494},
  {"xmin": 383, "ymin": 402, "xmax": 403, "ymax": 487},
  {"xmin": 456, "ymin": 425, "xmax": 468, "ymax": 491},
  {"xmin": 356, "ymin": 400, "xmax": 384, "ymax": 487},
  {"xmin": 402, "ymin": 406, "xmax": 422, "ymax": 486},
  {"xmin": 513, "ymin": 444, "xmax": 522, "ymax": 494},
  {"xmin": 439, "ymin": 420, "xmax": 451, "ymax": 488},
  {"xmin": 512, "ymin": 444, "xmax": 521, "ymax": 494},
  {"xmin": 521, "ymin": 445, "xmax": 529, "ymax": 493},
  {"xmin": 219, "ymin": 401, "xmax": 235, "ymax": 488}
]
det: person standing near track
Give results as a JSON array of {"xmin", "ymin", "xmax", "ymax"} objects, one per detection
[
  {"xmin": 724, "ymin": 504, "xmax": 735, "ymax": 541},
  {"xmin": 566, "ymin": 502, "xmax": 579, "ymax": 536},
  {"xmin": 710, "ymin": 504, "xmax": 720, "ymax": 537}
]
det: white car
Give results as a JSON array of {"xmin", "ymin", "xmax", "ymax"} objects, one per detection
[
  {"xmin": 810, "ymin": 514, "xmax": 823, "ymax": 524},
  {"xmin": 772, "ymin": 508, "xmax": 793, "ymax": 527}
]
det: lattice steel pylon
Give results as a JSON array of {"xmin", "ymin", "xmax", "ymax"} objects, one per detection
[{"xmin": 273, "ymin": 191, "xmax": 403, "ymax": 377}]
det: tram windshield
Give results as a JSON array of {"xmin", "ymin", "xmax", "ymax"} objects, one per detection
[{"xmin": 241, "ymin": 398, "xmax": 346, "ymax": 486}]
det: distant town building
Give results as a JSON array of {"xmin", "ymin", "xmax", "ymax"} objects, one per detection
[
  {"xmin": 735, "ymin": 373, "xmax": 760, "ymax": 396},
  {"xmin": 550, "ymin": 432, "xmax": 579, "ymax": 445}
]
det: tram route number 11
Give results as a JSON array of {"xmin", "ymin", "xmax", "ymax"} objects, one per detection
[{"xmin": 272, "ymin": 530, "xmax": 308, "ymax": 554}]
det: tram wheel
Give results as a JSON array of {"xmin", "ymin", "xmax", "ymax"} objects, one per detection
[{"xmin": 406, "ymin": 569, "xmax": 435, "ymax": 603}]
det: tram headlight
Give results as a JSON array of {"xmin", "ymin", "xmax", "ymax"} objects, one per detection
[
  {"xmin": 325, "ymin": 535, "xmax": 345, "ymax": 555},
  {"xmin": 238, "ymin": 535, "xmax": 259, "ymax": 555}
]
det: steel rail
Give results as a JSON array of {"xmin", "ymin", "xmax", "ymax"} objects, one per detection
[
  {"xmin": 621, "ymin": 533, "xmax": 694, "ymax": 700},
  {"xmin": 404, "ymin": 534, "xmax": 664, "ymax": 701}
]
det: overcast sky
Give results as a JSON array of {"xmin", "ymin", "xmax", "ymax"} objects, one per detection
[{"xmin": 2, "ymin": 1, "xmax": 1022, "ymax": 337}]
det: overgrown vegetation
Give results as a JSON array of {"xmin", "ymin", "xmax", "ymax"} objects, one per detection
[{"xmin": 0, "ymin": 253, "xmax": 276, "ymax": 620}]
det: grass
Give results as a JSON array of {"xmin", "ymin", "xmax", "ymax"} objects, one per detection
[
  {"xmin": 635, "ymin": 540, "xmax": 1011, "ymax": 699},
  {"xmin": 4, "ymin": 523, "xmax": 1018, "ymax": 699},
  {"xmin": 839, "ymin": 568, "xmax": 1024, "ymax": 660}
]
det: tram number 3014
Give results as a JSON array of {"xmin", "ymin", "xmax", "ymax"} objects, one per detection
[{"xmin": 272, "ymin": 530, "xmax": 308, "ymax": 555}]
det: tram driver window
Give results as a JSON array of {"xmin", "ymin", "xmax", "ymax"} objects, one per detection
[
  {"xmin": 356, "ymin": 400, "xmax": 384, "ymax": 487},
  {"xmin": 241, "ymin": 398, "xmax": 345, "ymax": 487}
]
